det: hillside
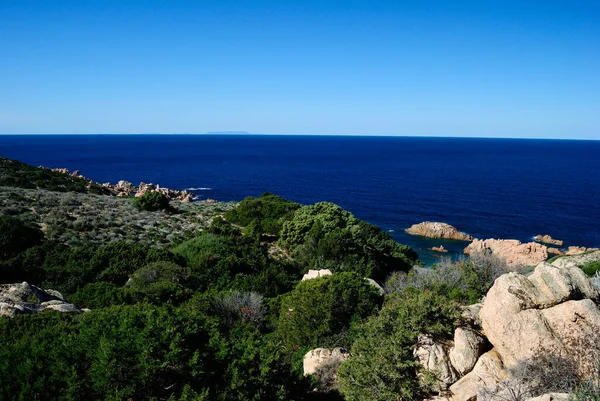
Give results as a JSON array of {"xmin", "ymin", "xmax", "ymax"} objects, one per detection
[{"xmin": 0, "ymin": 157, "xmax": 599, "ymax": 401}]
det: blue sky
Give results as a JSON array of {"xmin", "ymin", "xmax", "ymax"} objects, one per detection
[{"xmin": 1, "ymin": 0, "xmax": 599, "ymax": 138}]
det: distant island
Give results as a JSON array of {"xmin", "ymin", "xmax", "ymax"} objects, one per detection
[{"xmin": 204, "ymin": 131, "xmax": 251, "ymax": 135}]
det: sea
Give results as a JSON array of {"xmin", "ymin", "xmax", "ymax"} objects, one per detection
[{"xmin": 1, "ymin": 134, "xmax": 599, "ymax": 265}]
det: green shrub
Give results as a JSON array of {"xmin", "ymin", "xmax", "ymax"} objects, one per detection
[
  {"xmin": 225, "ymin": 192, "xmax": 300, "ymax": 236},
  {"xmin": 132, "ymin": 191, "xmax": 171, "ymax": 212},
  {"xmin": 280, "ymin": 202, "xmax": 418, "ymax": 281},
  {"xmin": 0, "ymin": 216, "xmax": 44, "ymax": 261},
  {"xmin": 277, "ymin": 272, "xmax": 383, "ymax": 349},
  {"xmin": 580, "ymin": 261, "xmax": 600, "ymax": 277},
  {"xmin": 337, "ymin": 289, "xmax": 459, "ymax": 401}
]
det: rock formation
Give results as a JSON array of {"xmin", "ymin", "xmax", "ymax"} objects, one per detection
[
  {"xmin": 301, "ymin": 269, "xmax": 333, "ymax": 281},
  {"xmin": 414, "ymin": 262, "xmax": 600, "ymax": 401},
  {"xmin": 535, "ymin": 234, "xmax": 564, "ymax": 246},
  {"xmin": 550, "ymin": 250, "xmax": 600, "ymax": 269},
  {"xmin": 430, "ymin": 245, "xmax": 448, "ymax": 253},
  {"xmin": 565, "ymin": 246, "xmax": 600, "ymax": 256},
  {"xmin": 135, "ymin": 182, "xmax": 194, "ymax": 202},
  {"xmin": 303, "ymin": 347, "xmax": 350, "ymax": 376},
  {"xmin": 406, "ymin": 222, "xmax": 473, "ymax": 241},
  {"xmin": 49, "ymin": 166, "xmax": 194, "ymax": 202},
  {"xmin": 414, "ymin": 335, "xmax": 459, "ymax": 390},
  {"xmin": 480, "ymin": 262, "xmax": 600, "ymax": 376},
  {"xmin": 0, "ymin": 282, "xmax": 87, "ymax": 316},
  {"xmin": 464, "ymin": 239, "xmax": 548, "ymax": 267}
]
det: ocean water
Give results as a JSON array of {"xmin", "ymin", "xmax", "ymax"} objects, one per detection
[{"xmin": 1, "ymin": 134, "xmax": 599, "ymax": 264}]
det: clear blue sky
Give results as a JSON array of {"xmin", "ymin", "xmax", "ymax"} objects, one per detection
[{"xmin": 1, "ymin": 0, "xmax": 599, "ymax": 138}]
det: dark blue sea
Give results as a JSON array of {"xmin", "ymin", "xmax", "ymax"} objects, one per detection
[{"xmin": 1, "ymin": 134, "xmax": 599, "ymax": 264}]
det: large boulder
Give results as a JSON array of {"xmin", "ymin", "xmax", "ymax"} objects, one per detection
[
  {"xmin": 479, "ymin": 262, "xmax": 600, "ymax": 378},
  {"xmin": 414, "ymin": 335, "xmax": 459, "ymax": 390},
  {"xmin": 406, "ymin": 222, "xmax": 473, "ymax": 241},
  {"xmin": 449, "ymin": 327, "xmax": 490, "ymax": 375},
  {"xmin": 449, "ymin": 350, "xmax": 508, "ymax": 401},
  {"xmin": 303, "ymin": 347, "xmax": 350, "ymax": 376},
  {"xmin": 301, "ymin": 269, "xmax": 333, "ymax": 281},
  {"xmin": 0, "ymin": 282, "xmax": 84, "ymax": 316},
  {"xmin": 464, "ymin": 239, "xmax": 548, "ymax": 267}
]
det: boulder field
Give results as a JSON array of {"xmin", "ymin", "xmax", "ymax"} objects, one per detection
[{"xmin": 303, "ymin": 252, "xmax": 600, "ymax": 400}]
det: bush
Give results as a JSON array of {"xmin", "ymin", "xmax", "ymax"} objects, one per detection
[
  {"xmin": 337, "ymin": 289, "xmax": 459, "ymax": 401},
  {"xmin": 132, "ymin": 191, "xmax": 171, "ymax": 212},
  {"xmin": 212, "ymin": 290, "xmax": 265, "ymax": 327},
  {"xmin": 225, "ymin": 192, "xmax": 301, "ymax": 236},
  {"xmin": 278, "ymin": 272, "xmax": 383, "ymax": 349},
  {"xmin": 0, "ymin": 216, "xmax": 44, "ymax": 261},
  {"xmin": 580, "ymin": 261, "xmax": 600, "ymax": 277},
  {"xmin": 384, "ymin": 253, "xmax": 514, "ymax": 304}
]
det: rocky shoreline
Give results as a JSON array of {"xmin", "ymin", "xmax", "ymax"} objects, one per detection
[
  {"xmin": 407, "ymin": 221, "xmax": 599, "ymax": 267},
  {"xmin": 48, "ymin": 167, "xmax": 194, "ymax": 202}
]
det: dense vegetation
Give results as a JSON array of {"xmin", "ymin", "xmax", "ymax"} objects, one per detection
[
  {"xmin": 0, "ymin": 156, "xmax": 108, "ymax": 194},
  {"xmin": 1, "ymin": 161, "xmax": 598, "ymax": 400}
]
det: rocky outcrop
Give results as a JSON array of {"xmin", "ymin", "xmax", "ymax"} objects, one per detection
[
  {"xmin": 535, "ymin": 235, "xmax": 564, "ymax": 246},
  {"xmin": 413, "ymin": 262, "xmax": 600, "ymax": 401},
  {"xmin": 301, "ymin": 269, "xmax": 333, "ymax": 281},
  {"xmin": 550, "ymin": 250, "xmax": 600, "ymax": 269},
  {"xmin": 480, "ymin": 262, "xmax": 600, "ymax": 378},
  {"xmin": 135, "ymin": 182, "xmax": 194, "ymax": 202},
  {"xmin": 414, "ymin": 335, "xmax": 459, "ymax": 390},
  {"xmin": 547, "ymin": 247, "xmax": 563, "ymax": 255},
  {"xmin": 406, "ymin": 222, "xmax": 473, "ymax": 241},
  {"xmin": 430, "ymin": 245, "xmax": 448, "ymax": 253},
  {"xmin": 449, "ymin": 327, "xmax": 489, "ymax": 375},
  {"xmin": 50, "ymin": 166, "xmax": 194, "ymax": 202},
  {"xmin": 449, "ymin": 350, "xmax": 508, "ymax": 401},
  {"xmin": 303, "ymin": 347, "xmax": 350, "ymax": 376},
  {"xmin": 103, "ymin": 180, "xmax": 137, "ymax": 197},
  {"xmin": 464, "ymin": 239, "xmax": 548, "ymax": 267},
  {"xmin": 565, "ymin": 246, "xmax": 600, "ymax": 256},
  {"xmin": 0, "ymin": 282, "xmax": 86, "ymax": 316}
]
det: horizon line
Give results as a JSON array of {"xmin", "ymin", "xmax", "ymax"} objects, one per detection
[{"xmin": 0, "ymin": 132, "xmax": 598, "ymax": 141}]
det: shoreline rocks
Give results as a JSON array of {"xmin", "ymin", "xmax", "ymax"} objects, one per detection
[
  {"xmin": 535, "ymin": 234, "xmax": 564, "ymax": 246},
  {"xmin": 464, "ymin": 239, "xmax": 548, "ymax": 267},
  {"xmin": 430, "ymin": 245, "xmax": 448, "ymax": 253},
  {"xmin": 50, "ymin": 167, "xmax": 194, "ymax": 202},
  {"xmin": 406, "ymin": 222, "xmax": 473, "ymax": 241}
]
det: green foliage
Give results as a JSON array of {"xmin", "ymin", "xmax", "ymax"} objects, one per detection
[
  {"xmin": 2, "ymin": 240, "xmax": 184, "ymax": 296},
  {"xmin": 385, "ymin": 255, "xmax": 509, "ymax": 305},
  {"xmin": 0, "ymin": 156, "xmax": 109, "ymax": 194},
  {"xmin": 0, "ymin": 216, "xmax": 44, "ymax": 261},
  {"xmin": 225, "ymin": 192, "xmax": 301, "ymax": 236},
  {"xmin": 278, "ymin": 272, "xmax": 383, "ymax": 349},
  {"xmin": 280, "ymin": 202, "xmax": 418, "ymax": 281},
  {"xmin": 173, "ymin": 233, "xmax": 300, "ymax": 296},
  {"xmin": 0, "ymin": 304, "xmax": 219, "ymax": 401},
  {"xmin": 132, "ymin": 191, "xmax": 172, "ymax": 212},
  {"xmin": 580, "ymin": 260, "xmax": 600, "ymax": 277},
  {"xmin": 337, "ymin": 289, "xmax": 460, "ymax": 401}
]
